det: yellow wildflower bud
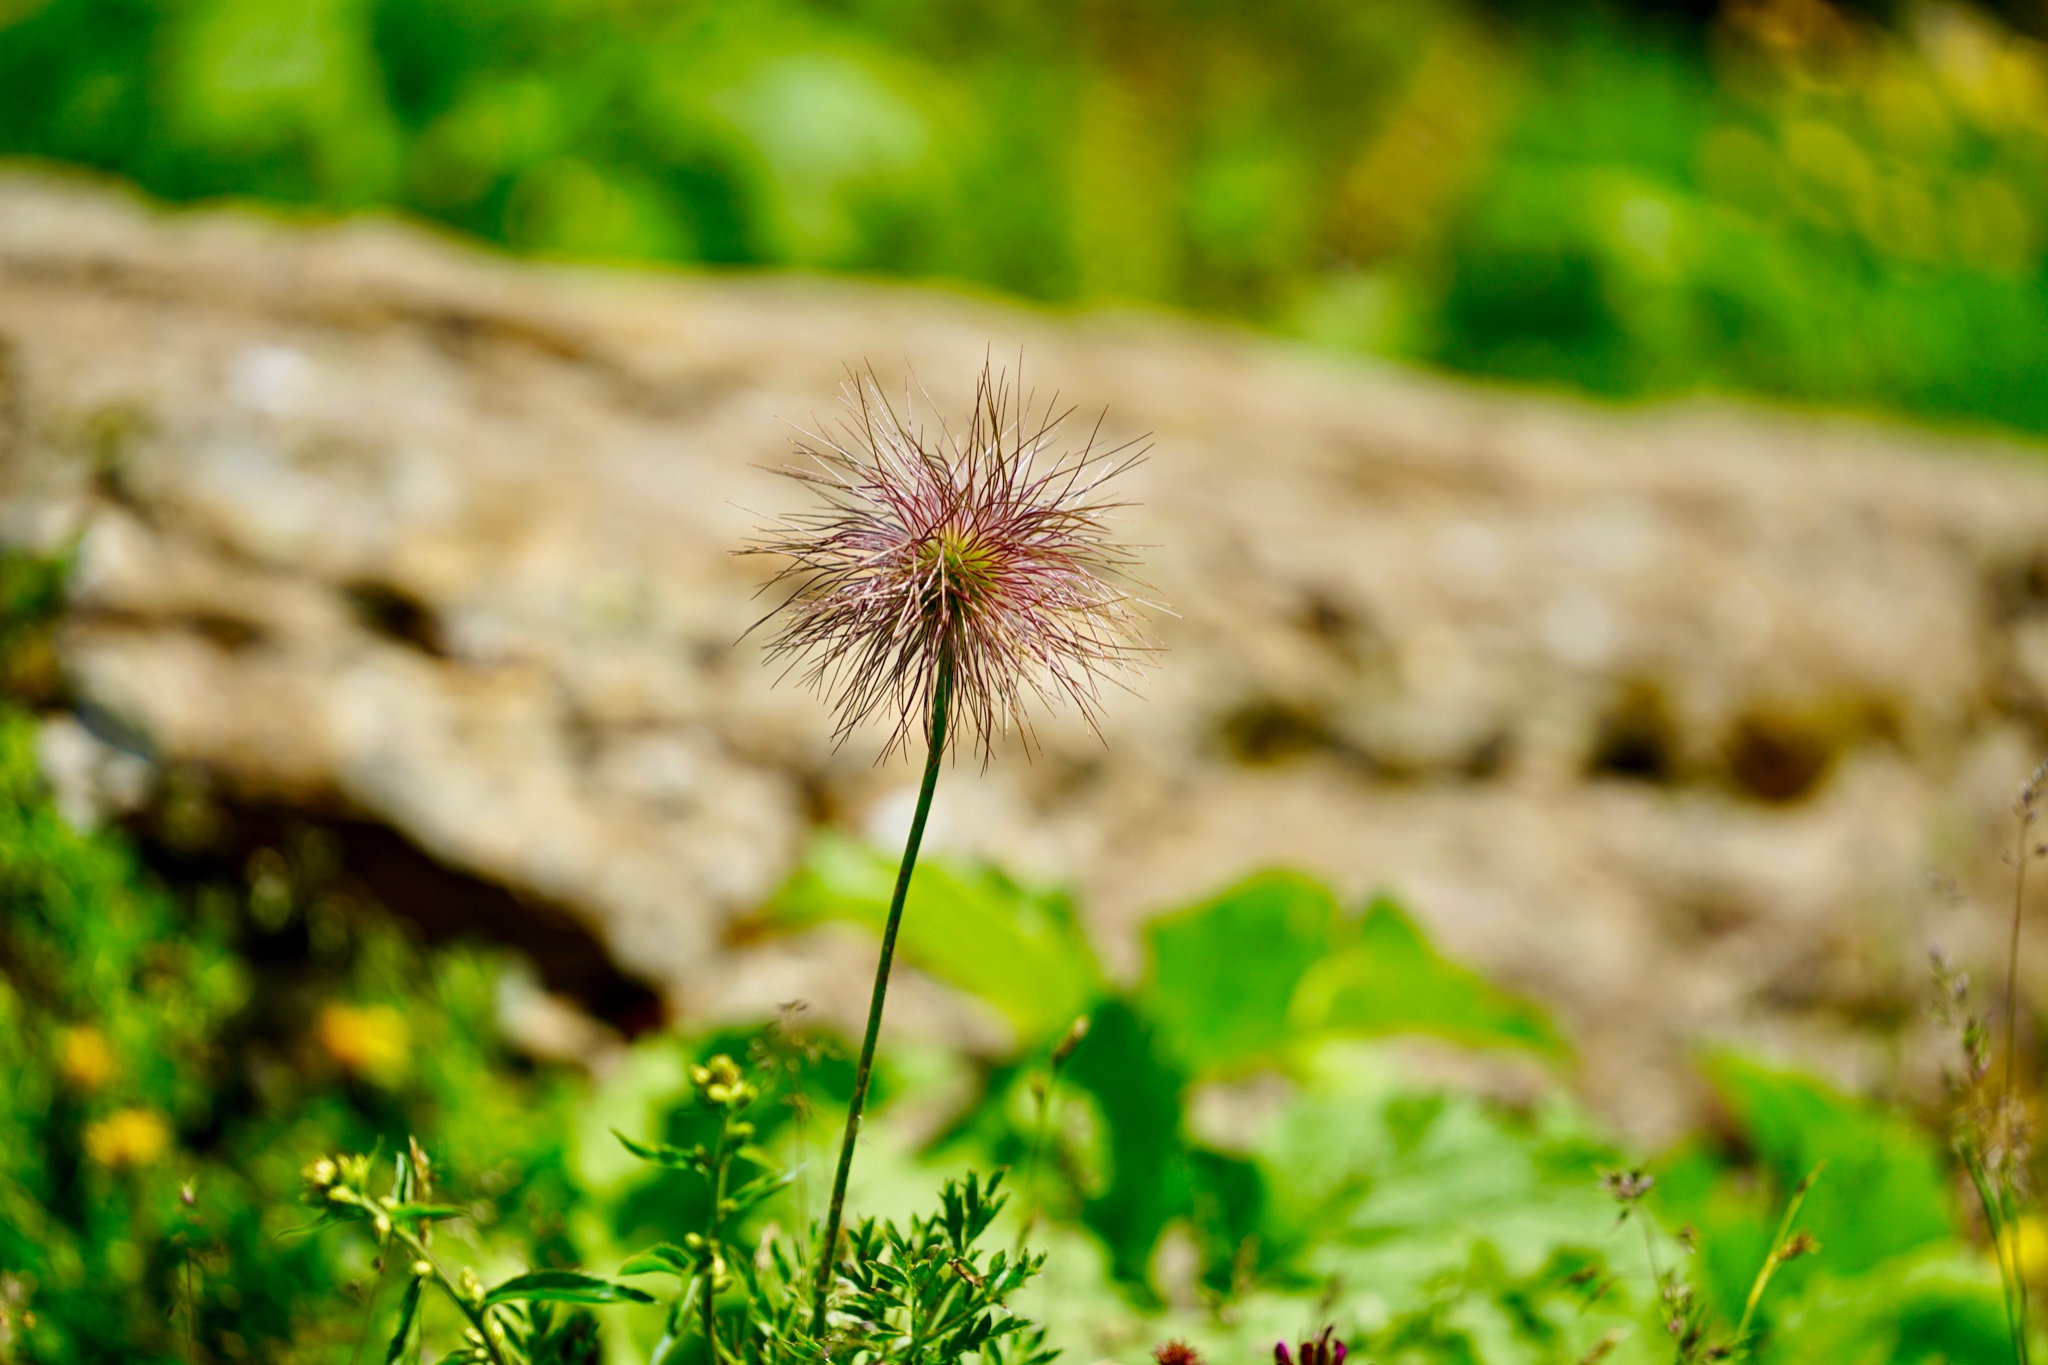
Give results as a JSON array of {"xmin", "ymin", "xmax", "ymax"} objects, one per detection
[
  {"xmin": 83, "ymin": 1108, "xmax": 172, "ymax": 1170},
  {"xmin": 317, "ymin": 1003, "xmax": 411, "ymax": 1086},
  {"xmin": 57, "ymin": 1026, "xmax": 116, "ymax": 1092}
]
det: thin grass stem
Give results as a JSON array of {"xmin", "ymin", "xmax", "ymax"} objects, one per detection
[{"xmin": 1733, "ymin": 1163, "xmax": 1823, "ymax": 1351}]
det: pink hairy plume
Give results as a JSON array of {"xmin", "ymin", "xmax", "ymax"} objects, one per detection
[{"xmin": 743, "ymin": 361, "xmax": 1155, "ymax": 762}]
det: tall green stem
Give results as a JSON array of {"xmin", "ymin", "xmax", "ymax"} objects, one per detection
[
  {"xmin": 810, "ymin": 649, "xmax": 954, "ymax": 1335},
  {"xmin": 704, "ymin": 1109, "xmax": 730, "ymax": 1364}
]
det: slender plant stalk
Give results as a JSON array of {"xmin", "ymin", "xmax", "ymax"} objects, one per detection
[
  {"xmin": 810, "ymin": 648, "xmax": 955, "ymax": 1335},
  {"xmin": 2002, "ymin": 792, "xmax": 2038, "ymax": 1363},
  {"xmin": 389, "ymin": 1226, "xmax": 512, "ymax": 1365},
  {"xmin": 704, "ymin": 1113, "xmax": 737, "ymax": 1365},
  {"xmin": 1635, "ymin": 1215, "xmax": 1662, "ymax": 1303},
  {"xmin": 2010, "ymin": 810, "xmax": 2033, "ymax": 1105},
  {"xmin": 1733, "ymin": 1163, "xmax": 1823, "ymax": 1351},
  {"xmin": 345, "ymin": 1268, "xmax": 385, "ymax": 1365},
  {"xmin": 704, "ymin": 1109, "xmax": 730, "ymax": 1364},
  {"xmin": 1015, "ymin": 1041, "xmax": 1076, "ymax": 1257},
  {"xmin": 1970, "ymin": 1148, "xmax": 2030, "ymax": 1365}
]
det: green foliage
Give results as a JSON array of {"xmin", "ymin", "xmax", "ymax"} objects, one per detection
[
  {"xmin": 303, "ymin": 1145, "xmax": 645, "ymax": 1365},
  {"xmin": 0, "ymin": 549, "xmax": 67, "ymax": 703},
  {"xmin": 772, "ymin": 832, "xmax": 1102, "ymax": 1041},
  {"xmin": 1138, "ymin": 870, "xmax": 1340, "ymax": 1076},
  {"xmin": 777, "ymin": 841, "xmax": 2031, "ymax": 1361},
  {"xmin": 826, "ymin": 1172, "xmax": 1054, "ymax": 1365},
  {"xmin": 1707, "ymin": 1055, "xmax": 1953, "ymax": 1278},
  {"xmin": 1293, "ymin": 894, "xmax": 1566, "ymax": 1060},
  {"xmin": 0, "ymin": 706, "xmax": 250, "ymax": 1362},
  {"xmin": 777, "ymin": 847, "xmax": 1563, "ymax": 1300},
  {"xmin": 1057, "ymin": 998, "xmax": 1200, "ymax": 1292},
  {"xmin": 0, "ymin": 519, "xmax": 2029, "ymax": 1365},
  {"xmin": 0, "ymin": 696, "xmax": 587, "ymax": 1363},
  {"xmin": 1649, "ymin": 1057, "xmax": 2009, "ymax": 1362},
  {"xmin": 306, "ymin": 1053, "xmax": 1054, "ymax": 1365},
  {"xmin": 8, "ymin": 2, "xmax": 2048, "ymax": 431}
]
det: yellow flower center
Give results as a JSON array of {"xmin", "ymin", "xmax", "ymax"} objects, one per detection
[{"xmin": 918, "ymin": 527, "xmax": 998, "ymax": 613}]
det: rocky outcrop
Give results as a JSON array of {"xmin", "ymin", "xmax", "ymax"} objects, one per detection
[{"xmin": 7, "ymin": 171, "xmax": 2048, "ymax": 1138}]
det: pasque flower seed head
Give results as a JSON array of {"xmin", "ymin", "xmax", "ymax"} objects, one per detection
[{"xmin": 744, "ymin": 361, "xmax": 1155, "ymax": 761}]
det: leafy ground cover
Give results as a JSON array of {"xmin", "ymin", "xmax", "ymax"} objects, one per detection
[
  {"xmin": 0, "ymin": 684, "xmax": 2021, "ymax": 1363},
  {"xmin": 5, "ymin": 1, "xmax": 2048, "ymax": 434}
]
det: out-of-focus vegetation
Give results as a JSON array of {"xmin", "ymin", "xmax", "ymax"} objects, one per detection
[
  {"xmin": 0, "ymin": 552, "xmax": 589, "ymax": 1363},
  {"xmin": 5, "ymin": 0, "xmax": 2048, "ymax": 432},
  {"xmin": 773, "ymin": 840, "xmax": 2016, "ymax": 1362},
  {"xmin": 0, "ymin": 698, "xmax": 591, "ymax": 1363},
  {"xmin": 0, "ymin": 541, "xmax": 2030, "ymax": 1363},
  {"xmin": 0, "ymin": 684, "xmax": 2024, "ymax": 1361}
]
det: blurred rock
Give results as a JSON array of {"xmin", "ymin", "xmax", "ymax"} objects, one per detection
[
  {"xmin": 7, "ymin": 172, "xmax": 2048, "ymax": 1139},
  {"xmin": 35, "ymin": 713, "xmax": 155, "ymax": 830}
]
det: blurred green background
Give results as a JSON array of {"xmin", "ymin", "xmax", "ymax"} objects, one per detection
[{"xmin": 6, "ymin": 0, "xmax": 2048, "ymax": 431}]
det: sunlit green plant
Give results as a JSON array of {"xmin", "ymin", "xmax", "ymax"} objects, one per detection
[
  {"xmin": 621, "ymin": 1055, "xmax": 1053, "ymax": 1365},
  {"xmin": 307, "ymin": 1052, "xmax": 1053, "ymax": 1365},
  {"xmin": 744, "ymin": 360, "xmax": 1154, "ymax": 1331},
  {"xmin": 1930, "ymin": 759, "xmax": 2048, "ymax": 1365},
  {"xmin": 1603, "ymin": 1162, "xmax": 1822, "ymax": 1362},
  {"xmin": 303, "ymin": 1141, "xmax": 645, "ymax": 1365}
]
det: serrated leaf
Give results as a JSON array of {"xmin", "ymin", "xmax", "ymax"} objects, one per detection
[
  {"xmin": 384, "ymin": 1277, "xmax": 423, "ymax": 1365},
  {"xmin": 484, "ymin": 1271, "xmax": 655, "ymax": 1307}
]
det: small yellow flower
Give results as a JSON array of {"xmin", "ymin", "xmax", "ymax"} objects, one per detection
[
  {"xmin": 57, "ymin": 1026, "xmax": 116, "ymax": 1092},
  {"xmin": 83, "ymin": 1108, "xmax": 172, "ymax": 1169},
  {"xmin": 1999, "ymin": 1216, "xmax": 2048, "ymax": 1287},
  {"xmin": 317, "ymin": 1003, "xmax": 410, "ymax": 1085}
]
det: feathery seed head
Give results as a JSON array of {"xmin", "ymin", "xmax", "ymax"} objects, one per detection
[{"xmin": 743, "ymin": 360, "xmax": 1155, "ymax": 761}]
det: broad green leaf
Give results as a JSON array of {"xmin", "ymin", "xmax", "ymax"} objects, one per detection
[
  {"xmin": 1061, "ymin": 997, "xmax": 1196, "ymax": 1291},
  {"xmin": 1292, "ymin": 895, "xmax": 1566, "ymax": 1058},
  {"xmin": 1702, "ymin": 1055, "xmax": 1954, "ymax": 1279},
  {"xmin": 384, "ymin": 1276, "xmax": 422, "ymax": 1365},
  {"xmin": 1763, "ymin": 1246, "xmax": 2009, "ymax": 1364},
  {"xmin": 1137, "ymin": 870, "xmax": 1341, "ymax": 1076},
  {"xmin": 1256, "ymin": 1044, "xmax": 1638, "ymax": 1352},
  {"xmin": 484, "ymin": 1270, "xmax": 655, "ymax": 1306},
  {"xmin": 766, "ymin": 832, "xmax": 1102, "ymax": 1042}
]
